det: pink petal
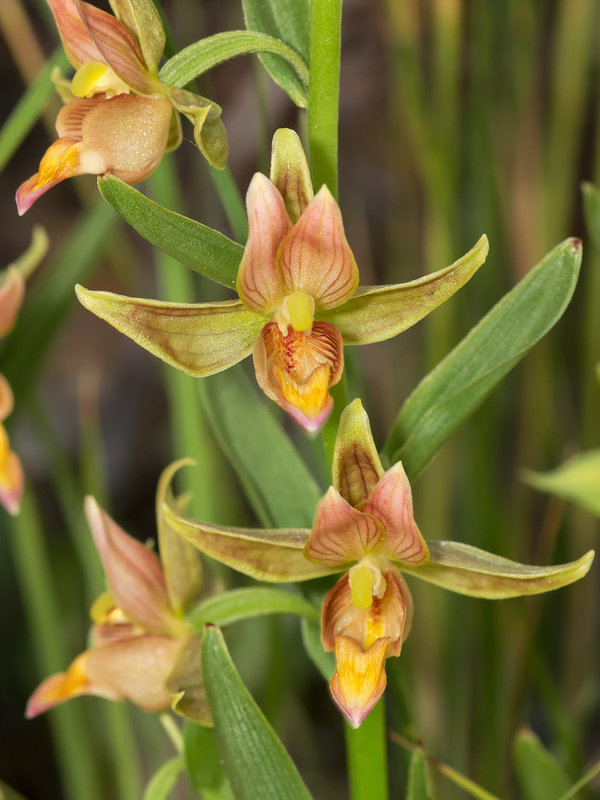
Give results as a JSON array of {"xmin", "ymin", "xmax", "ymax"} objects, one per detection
[
  {"xmin": 0, "ymin": 267, "xmax": 25, "ymax": 338},
  {"xmin": 278, "ymin": 186, "xmax": 359, "ymax": 310},
  {"xmin": 253, "ymin": 320, "xmax": 343, "ymax": 432},
  {"xmin": 363, "ymin": 463, "xmax": 429, "ymax": 565},
  {"xmin": 305, "ymin": 488, "xmax": 383, "ymax": 566},
  {"xmin": 84, "ymin": 496, "xmax": 176, "ymax": 635},
  {"xmin": 236, "ymin": 173, "xmax": 291, "ymax": 314},
  {"xmin": 0, "ymin": 427, "xmax": 24, "ymax": 516},
  {"xmin": 0, "ymin": 375, "xmax": 14, "ymax": 422}
]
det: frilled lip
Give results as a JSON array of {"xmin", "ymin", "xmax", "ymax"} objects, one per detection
[{"xmin": 253, "ymin": 320, "xmax": 344, "ymax": 432}]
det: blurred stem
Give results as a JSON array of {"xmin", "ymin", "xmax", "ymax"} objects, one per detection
[
  {"xmin": 344, "ymin": 702, "xmax": 389, "ymax": 800},
  {"xmin": 160, "ymin": 714, "xmax": 184, "ymax": 754},
  {"xmin": 308, "ymin": 0, "xmax": 342, "ymax": 198},
  {"xmin": 0, "ymin": 0, "xmax": 46, "ymax": 82},
  {"xmin": 7, "ymin": 489, "xmax": 101, "ymax": 800}
]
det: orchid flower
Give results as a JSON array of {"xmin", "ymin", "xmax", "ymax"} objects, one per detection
[
  {"xmin": 27, "ymin": 463, "xmax": 210, "ymax": 725},
  {"xmin": 16, "ymin": 0, "xmax": 226, "ymax": 214},
  {"xmin": 76, "ymin": 128, "xmax": 489, "ymax": 431},
  {"xmin": 162, "ymin": 400, "xmax": 594, "ymax": 727}
]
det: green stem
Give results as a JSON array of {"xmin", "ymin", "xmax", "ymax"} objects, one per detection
[
  {"xmin": 344, "ymin": 701, "xmax": 389, "ymax": 800},
  {"xmin": 307, "ymin": 0, "xmax": 342, "ymax": 197}
]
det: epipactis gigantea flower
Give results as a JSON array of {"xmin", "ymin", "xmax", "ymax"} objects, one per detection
[
  {"xmin": 16, "ymin": 0, "xmax": 227, "ymax": 215},
  {"xmin": 76, "ymin": 128, "xmax": 489, "ymax": 431},
  {"xmin": 162, "ymin": 400, "xmax": 594, "ymax": 727},
  {"xmin": 27, "ymin": 462, "xmax": 210, "ymax": 725}
]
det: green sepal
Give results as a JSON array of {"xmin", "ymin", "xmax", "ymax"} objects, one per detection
[
  {"xmin": 321, "ymin": 235, "xmax": 488, "ymax": 344},
  {"xmin": 109, "ymin": 0, "xmax": 165, "ymax": 74},
  {"xmin": 75, "ymin": 286, "xmax": 264, "ymax": 378},
  {"xmin": 270, "ymin": 128, "xmax": 313, "ymax": 223},
  {"xmin": 523, "ymin": 450, "xmax": 600, "ymax": 517},
  {"xmin": 98, "ymin": 175, "xmax": 243, "ymax": 288},
  {"xmin": 403, "ymin": 541, "xmax": 594, "ymax": 599},
  {"xmin": 201, "ymin": 625, "xmax": 314, "ymax": 800},
  {"xmin": 187, "ymin": 587, "xmax": 319, "ymax": 632},
  {"xmin": 142, "ymin": 756, "xmax": 185, "ymax": 800},
  {"xmin": 513, "ymin": 729, "xmax": 570, "ymax": 800}
]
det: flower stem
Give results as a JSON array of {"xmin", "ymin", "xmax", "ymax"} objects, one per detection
[
  {"xmin": 344, "ymin": 701, "xmax": 389, "ymax": 800},
  {"xmin": 308, "ymin": 0, "xmax": 342, "ymax": 199}
]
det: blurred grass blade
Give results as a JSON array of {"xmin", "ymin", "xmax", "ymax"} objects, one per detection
[
  {"xmin": 98, "ymin": 175, "xmax": 242, "ymax": 289},
  {"xmin": 557, "ymin": 759, "xmax": 600, "ymax": 800},
  {"xmin": 407, "ymin": 749, "xmax": 435, "ymax": 800},
  {"xmin": 300, "ymin": 618, "xmax": 335, "ymax": 681},
  {"xmin": 142, "ymin": 756, "xmax": 185, "ymax": 800},
  {"xmin": 513, "ymin": 729, "xmax": 570, "ymax": 800},
  {"xmin": 187, "ymin": 587, "xmax": 319, "ymax": 632},
  {"xmin": 0, "ymin": 48, "xmax": 68, "ymax": 173},
  {"xmin": 184, "ymin": 723, "xmax": 226, "ymax": 792},
  {"xmin": 523, "ymin": 450, "xmax": 600, "ymax": 517},
  {"xmin": 582, "ymin": 181, "xmax": 600, "ymax": 252},
  {"xmin": 160, "ymin": 31, "xmax": 308, "ymax": 105},
  {"xmin": 242, "ymin": 0, "xmax": 310, "ymax": 108},
  {"xmin": 199, "ymin": 367, "xmax": 322, "ymax": 528},
  {"xmin": 383, "ymin": 238, "xmax": 582, "ymax": 478},
  {"xmin": 202, "ymin": 625, "xmax": 313, "ymax": 800},
  {"xmin": 2, "ymin": 199, "xmax": 117, "ymax": 404}
]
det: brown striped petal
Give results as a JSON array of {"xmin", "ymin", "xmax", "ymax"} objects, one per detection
[
  {"xmin": 278, "ymin": 186, "xmax": 359, "ymax": 310},
  {"xmin": 269, "ymin": 128, "xmax": 313, "ymax": 223},
  {"xmin": 332, "ymin": 399, "xmax": 384, "ymax": 507}
]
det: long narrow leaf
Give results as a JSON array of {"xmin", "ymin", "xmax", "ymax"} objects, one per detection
[
  {"xmin": 187, "ymin": 587, "xmax": 319, "ymax": 631},
  {"xmin": 202, "ymin": 626, "xmax": 313, "ymax": 800},
  {"xmin": 98, "ymin": 176, "xmax": 243, "ymax": 289},
  {"xmin": 383, "ymin": 238, "xmax": 582, "ymax": 478}
]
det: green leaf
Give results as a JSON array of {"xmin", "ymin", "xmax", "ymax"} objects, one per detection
[
  {"xmin": 160, "ymin": 31, "xmax": 308, "ymax": 106},
  {"xmin": 513, "ymin": 729, "xmax": 570, "ymax": 800},
  {"xmin": 582, "ymin": 182, "xmax": 600, "ymax": 253},
  {"xmin": 202, "ymin": 625, "xmax": 313, "ymax": 800},
  {"xmin": 184, "ymin": 722, "xmax": 224, "ymax": 791},
  {"xmin": 383, "ymin": 238, "xmax": 582, "ymax": 478},
  {"xmin": 187, "ymin": 587, "xmax": 319, "ymax": 632},
  {"xmin": 403, "ymin": 542, "xmax": 594, "ymax": 599},
  {"xmin": 199, "ymin": 367, "xmax": 323, "ymax": 528},
  {"xmin": 0, "ymin": 780, "xmax": 29, "ymax": 800},
  {"xmin": 301, "ymin": 618, "xmax": 335, "ymax": 682},
  {"xmin": 407, "ymin": 749, "xmax": 435, "ymax": 800},
  {"xmin": 98, "ymin": 175, "xmax": 243, "ymax": 288},
  {"xmin": 142, "ymin": 756, "xmax": 185, "ymax": 800},
  {"xmin": 242, "ymin": 0, "xmax": 310, "ymax": 108},
  {"xmin": 523, "ymin": 450, "xmax": 600, "ymax": 517}
]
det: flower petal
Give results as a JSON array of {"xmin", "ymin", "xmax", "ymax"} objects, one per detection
[
  {"xmin": 84, "ymin": 496, "xmax": 177, "ymax": 635},
  {"xmin": 75, "ymin": 287, "xmax": 265, "ymax": 377},
  {"xmin": 81, "ymin": 94, "xmax": 172, "ymax": 183},
  {"xmin": 304, "ymin": 487, "xmax": 383, "ymax": 566},
  {"xmin": 165, "ymin": 636, "xmax": 212, "ymax": 726},
  {"xmin": 332, "ymin": 399, "xmax": 384, "ymax": 507},
  {"xmin": 236, "ymin": 173, "xmax": 291, "ymax": 314},
  {"xmin": 253, "ymin": 320, "xmax": 343, "ymax": 432},
  {"xmin": 162, "ymin": 503, "xmax": 336, "ymax": 583},
  {"xmin": 278, "ymin": 186, "xmax": 359, "ymax": 309},
  {"xmin": 16, "ymin": 138, "xmax": 107, "ymax": 215},
  {"xmin": 403, "ymin": 541, "xmax": 595, "ymax": 598},
  {"xmin": 108, "ymin": 0, "xmax": 165, "ymax": 74},
  {"xmin": 0, "ymin": 375, "xmax": 14, "ymax": 421},
  {"xmin": 26, "ymin": 652, "xmax": 101, "ymax": 717},
  {"xmin": 0, "ymin": 267, "xmax": 25, "ymax": 337},
  {"xmin": 167, "ymin": 87, "xmax": 227, "ymax": 169},
  {"xmin": 362, "ymin": 463, "xmax": 429, "ymax": 565},
  {"xmin": 269, "ymin": 128, "xmax": 313, "ymax": 223},
  {"xmin": 321, "ymin": 566, "xmax": 413, "ymax": 656},
  {"xmin": 321, "ymin": 235, "xmax": 489, "ymax": 344},
  {"xmin": 0, "ymin": 426, "xmax": 24, "ymax": 515},
  {"xmin": 329, "ymin": 636, "xmax": 388, "ymax": 729}
]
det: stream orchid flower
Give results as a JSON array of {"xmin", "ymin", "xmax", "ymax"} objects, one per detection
[
  {"xmin": 17, "ymin": 0, "xmax": 226, "ymax": 215},
  {"xmin": 76, "ymin": 128, "xmax": 489, "ymax": 431},
  {"xmin": 162, "ymin": 399, "xmax": 594, "ymax": 727},
  {"xmin": 27, "ymin": 463, "xmax": 210, "ymax": 724}
]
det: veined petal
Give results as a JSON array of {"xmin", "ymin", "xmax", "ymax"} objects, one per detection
[
  {"xmin": 403, "ymin": 541, "xmax": 595, "ymax": 598},
  {"xmin": 253, "ymin": 320, "xmax": 343, "ymax": 432},
  {"xmin": 165, "ymin": 636, "xmax": 212, "ymax": 726},
  {"xmin": 278, "ymin": 186, "xmax": 359, "ymax": 309},
  {"xmin": 47, "ymin": 0, "xmax": 110, "ymax": 68},
  {"xmin": 363, "ymin": 463, "xmax": 429, "ymax": 565},
  {"xmin": 321, "ymin": 567, "xmax": 413, "ymax": 656},
  {"xmin": 333, "ymin": 399, "xmax": 384, "ymax": 507},
  {"xmin": 76, "ymin": 287, "xmax": 264, "ymax": 377},
  {"xmin": 55, "ymin": 95, "xmax": 102, "ymax": 138},
  {"xmin": 84, "ymin": 496, "xmax": 177, "ymax": 635},
  {"xmin": 0, "ymin": 267, "xmax": 25, "ymax": 337},
  {"xmin": 26, "ymin": 652, "xmax": 103, "ymax": 717},
  {"xmin": 321, "ymin": 235, "xmax": 489, "ymax": 344},
  {"xmin": 167, "ymin": 88, "xmax": 227, "ymax": 170},
  {"xmin": 108, "ymin": 0, "xmax": 166, "ymax": 75},
  {"xmin": 269, "ymin": 128, "xmax": 313, "ymax": 224},
  {"xmin": 0, "ymin": 425, "xmax": 24, "ymax": 515},
  {"xmin": 162, "ymin": 503, "xmax": 336, "ymax": 583},
  {"xmin": 329, "ymin": 636, "xmax": 388, "ymax": 729},
  {"xmin": 236, "ymin": 173, "xmax": 291, "ymax": 314},
  {"xmin": 16, "ymin": 138, "xmax": 107, "ymax": 215},
  {"xmin": 0, "ymin": 375, "xmax": 14, "ymax": 421},
  {"xmin": 81, "ymin": 94, "xmax": 172, "ymax": 183},
  {"xmin": 304, "ymin": 487, "xmax": 383, "ymax": 566}
]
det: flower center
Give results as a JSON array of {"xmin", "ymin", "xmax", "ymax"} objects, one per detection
[
  {"xmin": 276, "ymin": 290, "xmax": 315, "ymax": 333},
  {"xmin": 71, "ymin": 61, "xmax": 130, "ymax": 99},
  {"xmin": 349, "ymin": 560, "xmax": 387, "ymax": 610}
]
